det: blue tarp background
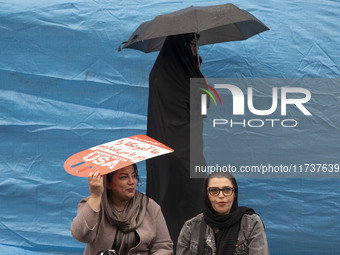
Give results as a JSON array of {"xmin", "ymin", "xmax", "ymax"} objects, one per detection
[{"xmin": 0, "ymin": 0, "xmax": 339, "ymax": 254}]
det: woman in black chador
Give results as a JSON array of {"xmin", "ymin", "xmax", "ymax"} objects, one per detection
[{"xmin": 146, "ymin": 33, "xmax": 207, "ymax": 246}]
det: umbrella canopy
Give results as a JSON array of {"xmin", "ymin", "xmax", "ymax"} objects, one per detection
[{"xmin": 119, "ymin": 3, "xmax": 269, "ymax": 53}]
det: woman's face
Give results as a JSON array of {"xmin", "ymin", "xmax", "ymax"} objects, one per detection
[
  {"xmin": 107, "ymin": 165, "xmax": 137, "ymax": 203},
  {"xmin": 207, "ymin": 177, "xmax": 235, "ymax": 215},
  {"xmin": 190, "ymin": 38, "xmax": 198, "ymax": 56}
]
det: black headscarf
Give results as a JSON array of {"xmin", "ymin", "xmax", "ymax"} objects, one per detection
[
  {"xmin": 155, "ymin": 33, "xmax": 202, "ymax": 80},
  {"xmin": 202, "ymin": 173, "xmax": 255, "ymax": 255}
]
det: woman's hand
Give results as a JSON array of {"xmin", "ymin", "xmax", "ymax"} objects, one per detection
[
  {"xmin": 88, "ymin": 171, "xmax": 104, "ymax": 198},
  {"xmin": 87, "ymin": 171, "xmax": 103, "ymax": 211}
]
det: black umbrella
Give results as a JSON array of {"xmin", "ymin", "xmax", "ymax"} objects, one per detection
[{"xmin": 119, "ymin": 3, "xmax": 269, "ymax": 53}]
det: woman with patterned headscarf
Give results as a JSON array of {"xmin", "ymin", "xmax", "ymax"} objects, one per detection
[{"xmin": 71, "ymin": 164, "xmax": 173, "ymax": 255}]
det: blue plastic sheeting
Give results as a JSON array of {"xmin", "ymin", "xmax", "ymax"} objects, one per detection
[{"xmin": 0, "ymin": 0, "xmax": 339, "ymax": 254}]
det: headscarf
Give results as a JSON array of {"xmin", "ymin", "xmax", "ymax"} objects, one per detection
[
  {"xmin": 202, "ymin": 173, "xmax": 255, "ymax": 255},
  {"xmin": 101, "ymin": 175, "xmax": 149, "ymax": 255},
  {"xmin": 155, "ymin": 33, "xmax": 203, "ymax": 80}
]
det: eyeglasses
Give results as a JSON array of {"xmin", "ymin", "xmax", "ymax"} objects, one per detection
[{"xmin": 207, "ymin": 187, "xmax": 234, "ymax": 196}]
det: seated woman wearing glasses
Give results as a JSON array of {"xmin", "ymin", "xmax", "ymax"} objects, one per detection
[
  {"xmin": 71, "ymin": 164, "xmax": 173, "ymax": 255},
  {"xmin": 177, "ymin": 172, "xmax": 269, "ymax": 255}
]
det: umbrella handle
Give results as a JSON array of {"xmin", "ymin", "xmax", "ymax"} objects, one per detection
[
  {"xmin": 118, "ymin": 41, "xmax": 127, "ymax": 52},
  {"xmin": 194, "ymin": 33, "xmax": 201, "ymax": 70}
]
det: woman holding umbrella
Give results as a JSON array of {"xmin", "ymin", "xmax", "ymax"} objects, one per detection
[{"xmin": 146, "ymin": 33, "xmax": 207, "ymax": 246}]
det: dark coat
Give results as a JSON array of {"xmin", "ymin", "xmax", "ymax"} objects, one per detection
[{"xmin": 146, "ymin": 33, "xmax": 207, "ymax": 246}]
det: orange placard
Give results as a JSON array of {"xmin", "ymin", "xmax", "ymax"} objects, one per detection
[{"xmin": 64, "ymin": 135, "xmax": 173, "ymax": 177}]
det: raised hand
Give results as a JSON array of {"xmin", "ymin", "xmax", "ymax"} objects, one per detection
[{"xmin": 87, "ymin": 171, "xmax": 104, "ymax": 211}]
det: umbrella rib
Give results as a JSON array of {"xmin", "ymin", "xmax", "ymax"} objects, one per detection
[{"xmin": 231, "ymin": 23, "xmax": 246, "ymax": 40}]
